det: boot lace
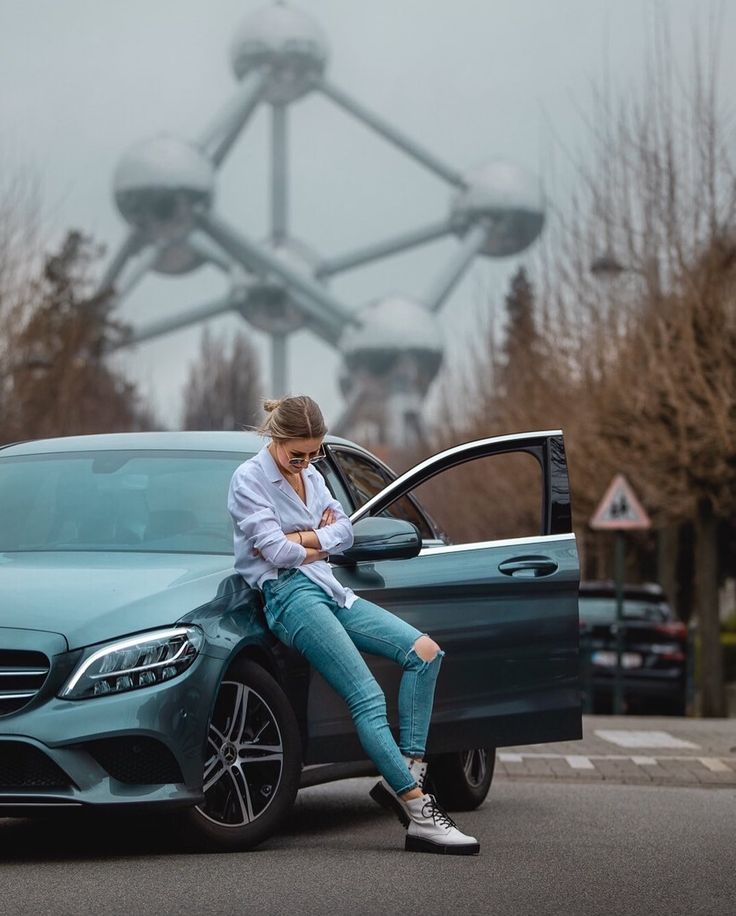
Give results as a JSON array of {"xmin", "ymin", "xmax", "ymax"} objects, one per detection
[
  {"xmin": 410, "ymin": 760, "xmax": 428, "ymax": 789},
  {"xmin": 422, "ymin": 795, "xmax": 458, "ymax": 830}
]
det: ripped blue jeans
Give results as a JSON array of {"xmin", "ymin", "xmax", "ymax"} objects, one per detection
[{"xmin": 262, "ymin": 569, "xmax": 445, "ymax": 796}]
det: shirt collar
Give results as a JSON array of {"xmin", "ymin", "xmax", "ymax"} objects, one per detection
[{"xmin": 258, "ymin": 444, "xmax": 285, "ymax": 483}]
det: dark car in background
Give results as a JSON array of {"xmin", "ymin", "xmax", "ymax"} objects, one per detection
[
  {"xmin": 0, "ymin": 429, "xmax": 581, "ymax": 850},
  {"xmin": 578, "ymin": 581, "xmax": 690, "ymax": 715}
]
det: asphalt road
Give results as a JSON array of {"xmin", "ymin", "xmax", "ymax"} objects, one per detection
[{"xmin": 1, "ymin": 774, "xmax": 734, "ymax": 916}]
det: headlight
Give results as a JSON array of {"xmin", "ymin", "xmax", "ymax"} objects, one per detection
[{"xmin": 59, "ymin": 626, "xmax": 204, "ymax": 700}]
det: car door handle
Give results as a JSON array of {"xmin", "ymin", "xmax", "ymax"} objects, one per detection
[{"xmin": 498, "ymin": 556, "xmax": 559, "ymax": 578}]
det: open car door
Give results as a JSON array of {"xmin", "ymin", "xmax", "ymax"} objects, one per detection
[{"xmin": 306, "ymin": 431, "xmax": 581, "ymax": 762}]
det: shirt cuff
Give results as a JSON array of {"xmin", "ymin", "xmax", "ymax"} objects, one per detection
[{"xmin": 314, "ymin": 525, "xmax": 345, "ymax": 553}]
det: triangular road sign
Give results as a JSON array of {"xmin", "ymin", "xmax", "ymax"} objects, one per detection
[{"xmin": 590, "ymin": 474, "xmax": 651, "ymax": 530}]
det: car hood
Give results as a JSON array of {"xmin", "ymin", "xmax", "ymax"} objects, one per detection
[{"xmin": 0, "ymin": 551, "xmax": 244, "ymax": 650}]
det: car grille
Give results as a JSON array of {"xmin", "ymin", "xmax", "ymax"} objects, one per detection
[
  {"xmin": 0, "ymin": 742, "xmax": 73, "ymax": 789},
  {"xmin": 81, "ymin": 737, "xmax": 184, "ymax": 785},
  {"xmin": 0, "ymin": 649, "xmax": 51, "ymax": 716}
]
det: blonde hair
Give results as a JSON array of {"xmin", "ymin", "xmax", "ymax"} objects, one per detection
[{"xmin": 256, "ymin": 395, "xmax": 327, "ymax": 440}]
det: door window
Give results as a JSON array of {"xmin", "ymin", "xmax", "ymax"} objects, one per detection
[
  {"xmin": 330, "ymin": 449, "xmax": 435, "ymax": 540},
  {"xmin": 316, "ymin": 457, "xmax": 353, "ymax": 514},
  {"xmin": 380, "ymin": 451, "xmax": 543, "ymax": 545}
]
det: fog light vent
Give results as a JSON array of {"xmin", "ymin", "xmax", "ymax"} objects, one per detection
[
  {"xmin": 0, "ymin": 742, "xmax": 73, "ymax": 788},
  {"xmin": 82, "ymin": 736, "xmax": 184, "ymax": 785}
]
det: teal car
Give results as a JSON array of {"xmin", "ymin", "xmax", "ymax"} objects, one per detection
[{"xmin": 0, "ymin": 430, "xmax": 581, "ymax": 850}]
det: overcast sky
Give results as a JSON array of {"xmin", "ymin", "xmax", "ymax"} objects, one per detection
[{"xmin": 1, "ymin": 0, "xmax": 734, "ymax": 429}]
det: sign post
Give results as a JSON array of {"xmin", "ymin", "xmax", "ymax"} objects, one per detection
[{"xmin": 589, "ymin": 474, "xmax": 651, "ymax": 715}]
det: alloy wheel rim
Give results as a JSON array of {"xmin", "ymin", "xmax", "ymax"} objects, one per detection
[
  {"xmin": 196, "ymin": 679, "xmax": 284, "ymax": 827},
  {"xmin": 461, "ymin": 748, "xmax": 488, "ymax": 787}
]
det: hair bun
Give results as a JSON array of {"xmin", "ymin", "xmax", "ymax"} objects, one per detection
[{"xmin": 255, "ymin": 394, "xmax": 326, "ymax": 439}]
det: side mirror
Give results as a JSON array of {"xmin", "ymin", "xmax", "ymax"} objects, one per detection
[{"xmin": 331, "ymin": 517, "xmax": 421, "ymax": 565}]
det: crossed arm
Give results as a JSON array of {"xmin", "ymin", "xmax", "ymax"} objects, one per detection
[
  {"xmin": 281, "ymin": 507, "xmax": 337, "ymax": 564},
  {"xmin": 229, "ymin": 475, "xmax": 354, "ymax": 569}
]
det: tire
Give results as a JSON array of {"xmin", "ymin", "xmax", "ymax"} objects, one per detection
[
  {"xmin": 426, "ymin": 747, "xmax": 496, "ymax": 810},
  {"xmin": 178, "ymin": 658, "xmax": 302, "ymax": 851}
]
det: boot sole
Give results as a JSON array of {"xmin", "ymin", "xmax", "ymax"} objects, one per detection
[
  {"xmin": 369, "ymin": 781, "xmax": 410, "ymax": 827},
  {"xmin": 405, "ymin": 835, "xmax": 480, "ymax": 856}
]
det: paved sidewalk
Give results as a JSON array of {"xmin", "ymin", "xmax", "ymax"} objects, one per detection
[{"xmin": 496, "ymin": 714, "xmax": 736, "ymax": 788}]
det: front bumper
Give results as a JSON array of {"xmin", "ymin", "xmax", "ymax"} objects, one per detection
[{"xmin": 0, "ymin": 650, "xmax": 225, "ymax": 816}]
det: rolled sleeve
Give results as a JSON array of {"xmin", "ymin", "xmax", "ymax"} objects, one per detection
[
  {"xmin": 229, "ymin": 485, "xmax": 307, "ymax": 568},
  {"xmin": 314, "ymin": 519, "xmax": 353, "ymax": 554}
]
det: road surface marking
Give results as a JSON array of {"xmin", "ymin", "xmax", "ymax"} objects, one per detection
[
  {"xmin": 497, "ymin": 752, "xmax": 735, "ymax": 770},
  {"xmin": 698, "ymin": 757, "xmax": 732, "ymax": 772},
  {"xmin": 594, "ymin": 729, "xmax": 700, "ymax": 749}
]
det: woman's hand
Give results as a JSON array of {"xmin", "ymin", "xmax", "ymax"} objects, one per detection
[
  {"xmin": 303, "ymin": 547, "xmax": 328, "ymax": 564},
  {"xmin": 252, "ymin": 543, "xmax": 326, "ymax": 563},
  {"xmin": 267, "ymin": 515, "xmax": 336, "ymax": 556},
  {"xmin": 283, "ymin": 530, "xmax": 323, "ymax": 550}
]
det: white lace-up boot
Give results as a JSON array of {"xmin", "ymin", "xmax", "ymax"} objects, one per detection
[
  {"xmin": 404, "ymin": 793, "xmax": 480, "ymax": 856},
  {"xmin": 369, "ymin": 756, "xmax": 428, "ymax": 827}
]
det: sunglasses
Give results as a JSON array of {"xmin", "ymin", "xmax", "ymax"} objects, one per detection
[{"xmin": 285, "ymin": 447, "xmax": 326, "ymax": 467}]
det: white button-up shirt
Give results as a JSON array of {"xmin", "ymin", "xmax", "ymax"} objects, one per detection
[{"xmin": 227, "ymin": 445, "xmax": 356, "ymax": 607}]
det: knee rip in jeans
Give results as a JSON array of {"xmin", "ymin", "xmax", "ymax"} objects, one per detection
[{"xmin": 413, "ymin": 634, "xmax": 441, "ymax": 662}]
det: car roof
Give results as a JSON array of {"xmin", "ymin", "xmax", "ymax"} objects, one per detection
[{"xmin": 0, "ymin": 430, "xmax": 360, "ymax": 457}]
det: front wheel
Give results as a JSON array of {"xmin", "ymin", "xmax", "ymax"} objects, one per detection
[
  {"xmin": 427, "ymin": 747, "xmax": 495, "ymax": 810},
  {"xmin": 178, "ymin": 658, "xmax": 302, "ymax": 851}
]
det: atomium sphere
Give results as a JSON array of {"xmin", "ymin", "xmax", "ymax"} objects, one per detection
[
  {"xmin": 230, "ymin": 2, "xmax": 329, "ymax": 104},
  {"xmin": 450, "ymin": 160, "xmax": 545, "ymax": 257},
  {"xmin": 114, "ymin": 135, "xmax": 215, "ymax": 256},
  {"xmin": 338, "ymin": 295, "xmax": 444, "ymax": 395},
  {"xmin": 232, "ymin": 237, "xmax": 320, "ymax": 334},
  {"xmin": 149, "ymin": 241, "xmax": 210, "ymax": 276}
]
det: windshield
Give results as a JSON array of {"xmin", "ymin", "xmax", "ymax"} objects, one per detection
[
  {"xmin": 0, "ymin": 450, "xmax": 251, "ymax": 554},
  {"xmin": 578, "ymin": 597, "xmax": 671, "ymax": 623}
]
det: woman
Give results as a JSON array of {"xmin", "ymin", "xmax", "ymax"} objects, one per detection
[{"xmin": 227, "ymin": 395, "xmax": 479, "ymax": 855}]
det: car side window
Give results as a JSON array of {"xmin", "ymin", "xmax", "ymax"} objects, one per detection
[
  {"xmin": 330, "ymin": 449, "xmax": 435, "ymax": 541},
  {"xmin": 316, "ymin": 457, "xmax": 353, "ymax": 514}
]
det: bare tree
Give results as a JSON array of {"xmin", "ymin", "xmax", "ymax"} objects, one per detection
[
  {"xmin": 435, "ymin": 8, "xmax": 735, "ymax": 715},
  {"xmin": 2, "ymin": 228, "xmax": 157, "ymax": 443},
  {"xmin": 181, "ymin": 326, "xmax": 262, "ymax": 431},
  {"xmin": 546, "ymin": 13, "xmax": 736, "ymax": 716},
  {"xmin": 0, "ymin": 170, "xmax": 42, "ymax": 436},
  {"xmin": 592, "ymin": 238, "xmax": 736, "ymax": 714}
]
